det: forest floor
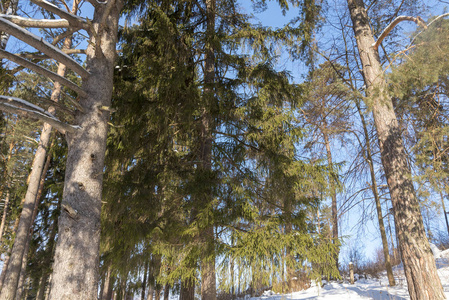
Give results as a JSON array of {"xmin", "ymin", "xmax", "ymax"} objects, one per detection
[{"xmin": 248, "ymin": 245, "xmax": 449, "ymax": 300}]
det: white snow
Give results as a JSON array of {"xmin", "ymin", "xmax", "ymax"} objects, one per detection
[{"xmin": 248, "ymin": 246, "xmax": 449, "ymax": 300}]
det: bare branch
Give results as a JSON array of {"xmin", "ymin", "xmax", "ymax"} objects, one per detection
[
  {"xmin": 0, "ymin": 96, "xmax": 79, "ymax": 134},
  {"xmin": 0, "ymin": 50, "xmax": 86, "ymax": 97},
  {"xmin": 372, "ymin": 16, "xmax": 427, "ymax": 50},
  {"xmin": 52, "ymin": 28, "xmax": 76, "ymax": 45},
  {"xmin": 30, "ymin": 0, "xmax": 89, "ymax": 31},
  {"xmin": 16, "ymin": 49, "xmax": 86, "ymax": 60},
  {"xmin": 0, "ymin": 17, "xmax": 90, "ymax": 79},
  {"xmin": 409, "ymin": 13, "xmax": 449, "ymax": 47},
  {"xmin": 36, "ymin": 96, "xmax": 75, "ymax": 117},
  {"xmin": 0, "ymin": 14, "xmax": 70, "ymax": 28}
]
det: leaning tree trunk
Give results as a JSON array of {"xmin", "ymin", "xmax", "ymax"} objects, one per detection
[
  {"xmin": 47, "ymin": 1, "xmax": 123, "ymax": 299},
  {"xmin": 0, "ymin": 5, "xmax": 78, "ymax": 297},
  {"xmin": 347, "ymin": 0, "xmax": 445, "ymax": 298},
  {"xmin": 0, "ymin": 123, "xmax": 54, "ymax": 300},
  {"xmin": 356, "ymin": 100, "xmax": 395, "ymax": 286},
  {"xmin": 16, "ymin": 148, "xmax": 52, "ymax": 300}
]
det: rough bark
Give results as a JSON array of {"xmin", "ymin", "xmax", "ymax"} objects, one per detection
[
  {"xmin": 347, "ymin": 0, "xmax": 445, "ymax": 298},
  {"xmin": 356, "ymin": 101, "xmax": 395, "ymax": 286},
  {"xmin": 101, "ymin": 265, "xmax": 114, "ymax": 300},
  {"xmin": 47, "ymin": 1, "xmax": 123, "ymax": 298},
  {"xmin": 180, "ymin": 279, "xmax": 195, "ymax": 300}
]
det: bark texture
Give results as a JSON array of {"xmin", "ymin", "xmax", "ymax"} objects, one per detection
[
  {"xmin": 347, "ymin": 0, "xmax": 444, "ymax": 298},
  {"xmin": 180, "ymin": 279, "xmax": 195, "ymax": 300},
  {"xmin": 47, "ymin": 1, "xmax": 123, "ymax": 299}
]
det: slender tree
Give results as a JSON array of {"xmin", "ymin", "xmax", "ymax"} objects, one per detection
[{"xmin": 347, "ymin": 0, "xmax": 445, "ymax": 298}]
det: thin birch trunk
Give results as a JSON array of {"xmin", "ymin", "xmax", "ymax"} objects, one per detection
[{"xmin": 347, "ymin": 0, "xmax": 444, "ymax": 298}]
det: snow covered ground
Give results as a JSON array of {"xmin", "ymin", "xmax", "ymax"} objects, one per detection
[{"xmin": 249, "ymin": 245, "xmax": 449, "ymax": 300}]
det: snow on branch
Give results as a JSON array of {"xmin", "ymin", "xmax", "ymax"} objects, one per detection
[
  {"xmin": 0, "ymin": 16, "xmax": 90, "ymax": 79},
  {"xmin": 372, "ymin": 16, "xmax": 427, "ymax": 50},
  {"xmin": 30, "ymin": 0, "xmax": 89, "ymax": 31},
  {"xmin": 0, "ymin": 14, "xmax": 70, "ymax": 28},
  {"xmin": 0, "ymin": 96, "xmax": 79, "ymax": 134},
  {"xmin": 85, "ymin": 0, "xmax": 107, "ymax": 9},
  {"xmin": 0, "ymin": 49, "xmax": 87, "ymax": 98}
]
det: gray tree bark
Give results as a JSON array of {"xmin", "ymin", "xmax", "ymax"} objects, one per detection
[
  {"xmin": 347, "ymin": 0, "xmax": 445, "ymax": 298},
  {"xmin": 47, "ymin": 1, "xmax": 123, "ymax": 298}
]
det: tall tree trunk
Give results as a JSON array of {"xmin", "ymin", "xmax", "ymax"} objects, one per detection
[
  {"xmin": 153, "ymin": 255, "xmax": 162, "ymax": 300},
  {"xmin": 47, "ymin": 1, "xmax": 123, "ymax": 299},
  {"xmin": 163, "ymin": 284, "xmax": 169, "ymax": 300},
  {"xmin": 347, "ymin": 1, "xmax": 444, "ymax": 298},
  {"xmin": 101, "ymin": 266, "xmax": 115, "ymax": 300},
  {"xmin": 0, "ymin": 6, "xmax": 78, "ymax": 295},
  {"xmin": 284, "ymin": 197, "xmax": 295, "ymax": 291},
  {"xmin": 101, "ymin": 265, "xmax": 114, "ymax": 300},
  {"xmin": 141, "ymin": 262, "xmax": 148, "ymax": 300},
  {"xmin": 356, "ymin": 100, "xmax": 395, "ymax": 286},
  {"xmin": 200, "ymin": 1, "xmax": 216, "ymax": 299},
  {"xmin": 146, "ymin": 284, "xmax": 154, "ymax": 300},
  {"xmin": 36, "ymin": 200, "xmax": 60, "ymax": 300},
  {"xmin": 16, "ymin": 146, "xmax": 52, "ymax": 300},
  {"xmin": 323, "ymin": 130, "xmax": 339, "ymax": 272},
  {"xmin": 180, "ymin": 279, "xmax": 195, "ymax": 300}
]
